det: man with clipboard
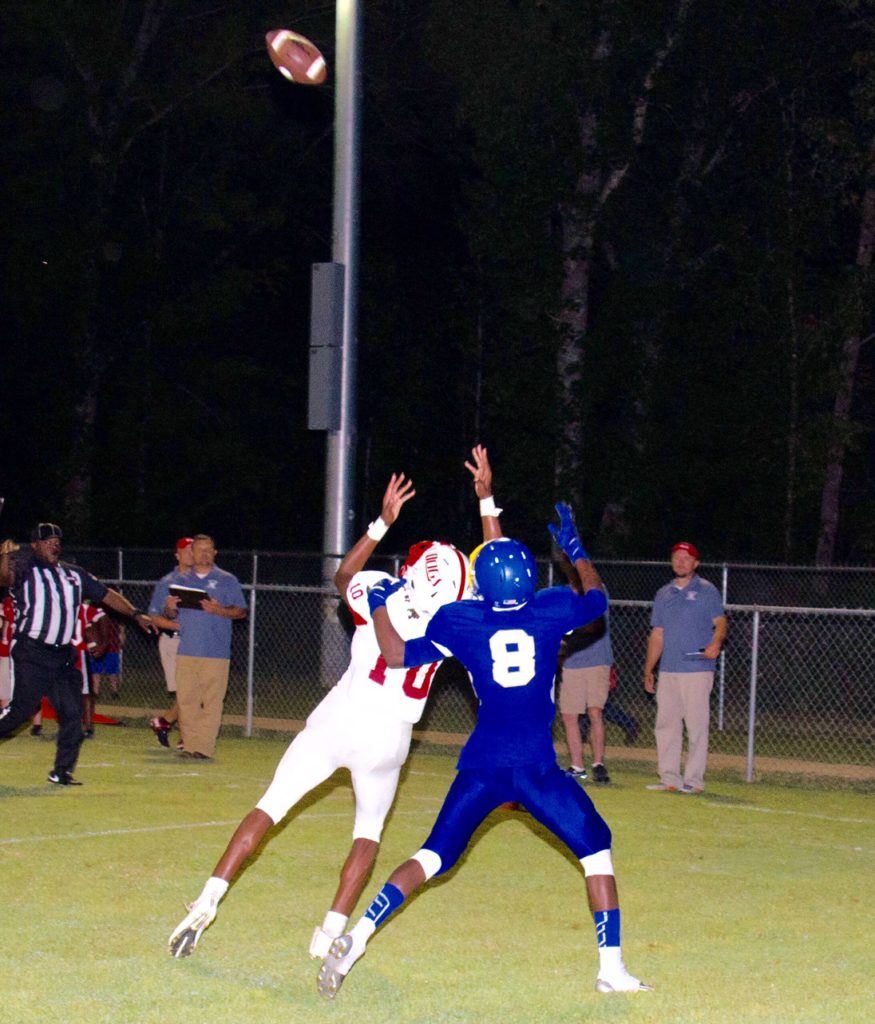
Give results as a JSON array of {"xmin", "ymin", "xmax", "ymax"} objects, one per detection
[{"xmin": 150, "ymin": 534, "xmax": 246, "ymax": 759}]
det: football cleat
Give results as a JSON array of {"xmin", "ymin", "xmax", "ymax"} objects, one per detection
[
  {"xmin": 168, "ymin": 895, "xmax": 218, "ymax": 958},
  {"xmin": 309, "ymin": 926, "xmax": 335, "ymax": 959},
  {"xmin": 316, "ymin": 933, "xmax": 363, "ymax": 999},
  {"xmin": 48, "ymin": 770, "xmax": 82, "ymax": 786},
  {"xmin": 150, "ymin": 716, "xmax": 172, "ymax": 748},
  {"xmin": 592, "ymin": 764, "xmax": 610, "ymax": 785},
  {"xmin": 595, "ymin": 970, "xmax": 653, "ymax": 993},
  {"xmin": 565, "ymin": 765, "xmax": 588, "ymax": 781}
]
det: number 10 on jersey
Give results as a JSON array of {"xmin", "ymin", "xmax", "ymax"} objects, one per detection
[{"xmin": 369, "ymin": 656, "xmax": 438, "ymax": 700}]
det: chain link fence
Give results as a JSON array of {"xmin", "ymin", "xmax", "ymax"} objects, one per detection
[{"xmin": 68, "ymin": 549, "xmax": 875, "ymax": 785}]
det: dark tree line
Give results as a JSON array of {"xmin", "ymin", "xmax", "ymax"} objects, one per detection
[{"xmin": 1, "ymin": 1, "xmax": 873, "ymax": 563}]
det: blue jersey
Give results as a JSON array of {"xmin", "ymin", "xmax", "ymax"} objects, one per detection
[{"xmin": 404, "ymin": 586, "xmax": 607, "ymax": 771}]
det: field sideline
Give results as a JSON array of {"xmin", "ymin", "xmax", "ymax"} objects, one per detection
[{"xmin": 1, "ymin": 725, "xmax": 871, "ymax": 1024}]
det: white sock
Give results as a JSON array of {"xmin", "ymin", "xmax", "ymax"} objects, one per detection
[
  {"xmin": 598, "ymin": 946, "xmax": 624, "ymax": 975},
  {"xmin": 322, "ymin": 910, "xmax": 348, "ymax": 937},
  {"xmin": 203, "ymin": 876, "xmax": 230, "ymax": 903},
  {"xmin": 350, "ymin": 916, "xmax": 377, "ymax": 948}
]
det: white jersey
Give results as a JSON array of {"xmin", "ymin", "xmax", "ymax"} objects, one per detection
[{"xmin": 332, "ymin": 570, "xmax": 442, "ymax": 725}]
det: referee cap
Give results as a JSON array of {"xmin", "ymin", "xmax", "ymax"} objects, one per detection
[{"xmin": 31, "ymin": 522, "xmax": 63, "ymax": 541}]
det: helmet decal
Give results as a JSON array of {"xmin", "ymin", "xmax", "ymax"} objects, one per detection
[{"xmin": 403, "ymin": 542, "xmax": 470, "ymax": 616}]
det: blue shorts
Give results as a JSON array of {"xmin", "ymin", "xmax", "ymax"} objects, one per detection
[
  {"xmin": 90, "ymin": 651, "xmax": 120, "ymax": 675},
  {"xmin": 421, "ymin": 762, "xmax": 612, "ymax": 874}
]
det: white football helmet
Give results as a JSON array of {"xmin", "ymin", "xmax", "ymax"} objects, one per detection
[{"xmin": 400, "ymin": 541, "xmax": 470, "ymax": 617}]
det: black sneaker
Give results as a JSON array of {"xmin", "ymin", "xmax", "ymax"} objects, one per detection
[
  {"xmin": 149, "ymin": 716, "xmax": 171, "ymax": 748},
  {"xmin": 30, "ymin": 724, "xmax": 42, "ymax": 736},
  {"xmin": 83, "ymin": 728, "xmax": 94, "ymax": 739},
  {"xmin": 48, "ymin": 770, "xmax": 83, "ymax": 786},
  {"xmin": 592, "ymin": 763, "xmax": 611, "ymax": 784},
  {"xmin": 565, "ymin": 765, "xmax": 588, "ymax": 781}
]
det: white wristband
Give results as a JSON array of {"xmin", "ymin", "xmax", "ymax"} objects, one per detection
[
  {"xmin": 479, "ymin": 496, "xmax": 503, "ymax": 517},
  {"xmin": 366, "ymin": 517, "xmax": 389, "ymax": 541}
]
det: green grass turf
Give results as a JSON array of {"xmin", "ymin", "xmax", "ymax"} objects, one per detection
[{"xmin": 1, "ymin": 725, "xmax": 871, "ymax": 1024}]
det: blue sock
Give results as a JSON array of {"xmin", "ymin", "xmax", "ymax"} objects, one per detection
[
  {"xmin": 363, "ymin": 883, "xmax": 406, "ymax": 931},
  {"xmin": 594, "ymin": 908, "xmax": 621, "ymax": 948}
]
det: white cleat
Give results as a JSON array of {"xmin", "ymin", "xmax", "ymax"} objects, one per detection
[
  {"xmin": 168, "ymin": 896, "xmax": 218, "ymax": 958},
  {"xmin": 309, "ymin": 925, "xmax": 335, "ymax": 959},
  {"xmin": 595, "ymin": 969, "xmax": 653, "ymax": 993},
  {"xmin": 316, "ymin": 933, "xmax": 364, "ymax": 999}
]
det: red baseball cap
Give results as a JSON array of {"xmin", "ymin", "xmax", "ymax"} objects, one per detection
[
  {"xmin": 672, "ymin": 541, "xmax": 700, "ymax": 559},
  {"xmin": 175, "ymin": 537, "xmax": 194, "ymax": 551}
]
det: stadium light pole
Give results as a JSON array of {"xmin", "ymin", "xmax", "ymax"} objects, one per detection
[{"xmin": 323, "ymin": 0, "xmax": 362, "ymax": 560}]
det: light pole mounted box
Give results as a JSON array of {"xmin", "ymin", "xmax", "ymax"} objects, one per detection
[{"xmin": 308, "ymin": 262, "xmax": 345, "ymax": 430}]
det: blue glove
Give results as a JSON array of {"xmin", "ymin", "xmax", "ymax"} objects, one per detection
[
  {"xmin": 367, "ymin": 577, "xmax": 406, "ymax": 615},
  {"xmin": 548, "ymin": 501, "xmax": 589, "ymax": 562}
]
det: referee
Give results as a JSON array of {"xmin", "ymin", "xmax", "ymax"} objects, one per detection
[{"xmin": 0, "ymin": 523, "xmax": 156, "ymax": 785}]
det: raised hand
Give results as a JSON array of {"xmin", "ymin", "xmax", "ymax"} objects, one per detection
[
  {"xmin": 366, "ymin": 577, "xmax": 406, "ymax": 615},
  {"xmin": 464, "ymin": 444, "xmax": 493, "ymax": 499},
  {"xmin": 380, "ymin": 473, "xmax": 416, "ymax": 526},
  {"xmin": 548, "ymin": 502, "xmax": 589, "ymax": 563}
]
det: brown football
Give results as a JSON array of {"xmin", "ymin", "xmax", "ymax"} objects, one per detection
[{"xmin": 265, "ymin": 29, "xmax": 327, "ymax": 86}]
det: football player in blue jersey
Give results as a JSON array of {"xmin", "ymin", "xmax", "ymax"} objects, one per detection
[{"xmin": 317, "ymin": 502, "xmax": 651, "ymax": 998}]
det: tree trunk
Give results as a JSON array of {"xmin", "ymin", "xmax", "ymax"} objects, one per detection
[
  {"xmin": 553, "ymin": 0, "xmax": 694, "ymax": 506},
  {"xmin": 815, "ymin": 136, "xmax": 875, "ymax": 565}
]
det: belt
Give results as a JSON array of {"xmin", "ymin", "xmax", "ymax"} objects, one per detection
[{"xmin": 15, "ymin": 634, "xmax": 72, "ymax": 651}]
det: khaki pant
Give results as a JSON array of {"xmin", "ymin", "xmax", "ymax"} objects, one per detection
[
  {"xmin": 559, "ymin": 664, "xmax": 611, "ymax": 713},
  {"xmin": 0, "ymin": 655, "xmax": 11, "ymax": 705},
  {"xmin": 175, "ymin": 655, "xmax": 230, "ymax": 758},
  {"xmin": 158, "ymin": 633, "xmax": 180, "ymax": 692},
  {"xmin": 654, "ymin": 671, "xmax": 714, "ymax": 790}
]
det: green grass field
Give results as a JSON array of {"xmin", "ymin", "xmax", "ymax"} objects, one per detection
[{"xmin": 1, "ymin": 725, "xmax": 871, "ymax": 1024}]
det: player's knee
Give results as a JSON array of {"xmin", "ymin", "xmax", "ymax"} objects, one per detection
[
  {"xmin": 352, "ymin": 820, "xmax": 385, "ymax": 843},
  {"xmin": 581, "ymin": 848, "xmax": 614, "ymax": 877},
  {"xmin": 412, "ymin": 848, "xmax": 443, "ymax": 880},
  {"xmin": 254, "ymin": 793, "xmax": 284, "ymax": 825}
]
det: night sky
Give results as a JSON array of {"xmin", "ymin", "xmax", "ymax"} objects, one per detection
[{"xmin": 2, "ymin": 1, "xmax": 873, "ymax": 564}]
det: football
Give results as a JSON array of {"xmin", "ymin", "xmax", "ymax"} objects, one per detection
[{"xmin": 265, "ymin": 29, "xmax": 327, "ymax": 85}]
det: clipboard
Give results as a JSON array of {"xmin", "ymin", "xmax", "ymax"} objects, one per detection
[{"xmin": 169, "ymin": 584, "xmax": 209, "ymax": 610}]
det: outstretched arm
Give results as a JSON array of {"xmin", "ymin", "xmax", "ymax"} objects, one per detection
[
  {"xmin": 366, "ymin": 579, "xmax": 408, "ymax": 667},
  {"xmin": 465, "ymin": 444, "xmax": 503, "ymax": 542},
  {"xmin": 102, "ymin": 588, "xmax": 158, "ymax": 633},
  {"xmin": 548, "ymin": 502, "xmax": 604, "ymax": 595},
  {"xmin": 334, "ymin": 473, "xmax": 415, "ymax": 599}
]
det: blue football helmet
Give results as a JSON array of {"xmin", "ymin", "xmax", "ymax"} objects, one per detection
[{"xmin": 473, "ymin": 538, "xmax": 536, "ymax": 608}]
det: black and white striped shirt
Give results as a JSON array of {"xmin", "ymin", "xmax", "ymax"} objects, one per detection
[{"xmin": 11, "ymin": 554, "xmax": 108, "ymax": 646}]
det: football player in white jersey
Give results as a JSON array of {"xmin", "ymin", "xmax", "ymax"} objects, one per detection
[{"xmin": 168, "ymin": 446, "xmax": 502, "ymax": 959}]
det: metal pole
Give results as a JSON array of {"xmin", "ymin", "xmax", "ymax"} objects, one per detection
[
  {"xmin": 745, "ymin": 609, "xmax": 759, "ymax": 783},
  {"xmin": 718, "ymin": 562, "xmax": 728, "ymax": 730},
  {"xmin": 245, "ymin": 553, "xmax": 258, "ymax": 738},
  {"xmin": 322, "ymin": 0, "xmax": 362, "ymax": 560}
]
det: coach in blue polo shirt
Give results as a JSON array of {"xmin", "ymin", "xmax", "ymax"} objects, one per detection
[
  {"xmin": 151, "ymin": 534, "xmax": 246, "ymax": 759},
  {"xmin": 642, "ymin": 541, "xmax": 726, "ymax": 794}
]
